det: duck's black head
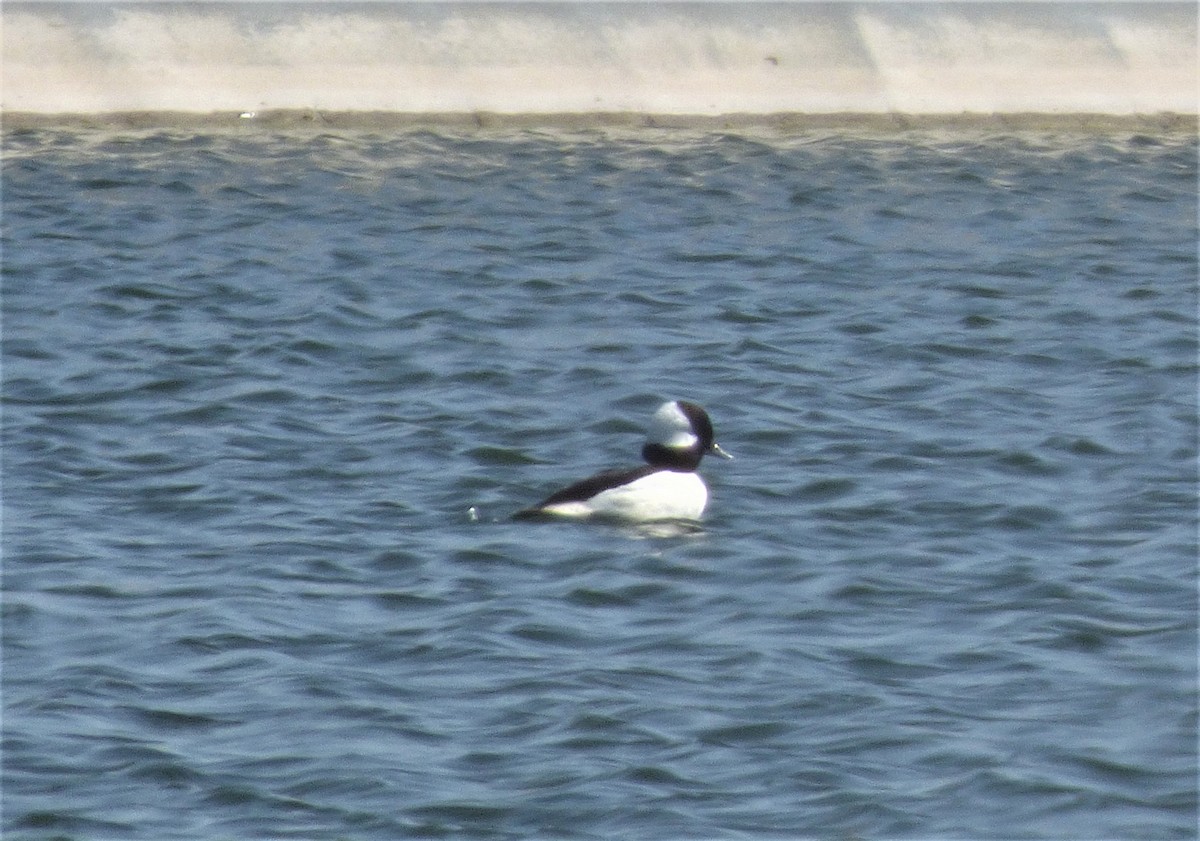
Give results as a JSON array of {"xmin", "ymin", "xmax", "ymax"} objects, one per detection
[{"xmin": 640, "ymin": 400, "xmax": 731, "ymax": 471}]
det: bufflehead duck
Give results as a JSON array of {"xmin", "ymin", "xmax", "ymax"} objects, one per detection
[{"xmin": 514, "ymin": 400, "xmax": 731, "ymax": 522}]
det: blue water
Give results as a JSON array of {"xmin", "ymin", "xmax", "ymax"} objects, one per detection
[{"xmin": 3, "ymin": 124, "xmax": 1197, "ymax": 839}]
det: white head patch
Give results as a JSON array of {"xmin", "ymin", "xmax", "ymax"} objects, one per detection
[{"xmin": 648, "ymin": 400, "xmax": 699, "ymax": 450}]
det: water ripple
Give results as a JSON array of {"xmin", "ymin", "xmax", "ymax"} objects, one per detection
[{"xmin": 3, "ymin": 125, "xmax": 1195, "ymax": 840}]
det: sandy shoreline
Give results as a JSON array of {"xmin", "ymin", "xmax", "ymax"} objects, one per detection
[{"xmin": 5, "ymin": 111, "xmax": 1197, "ymax": 135}]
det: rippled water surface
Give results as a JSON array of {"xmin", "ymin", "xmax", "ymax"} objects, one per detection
[{"xmin": 4, "ymin": 124, "xmax": 1197, "ymax": 839}]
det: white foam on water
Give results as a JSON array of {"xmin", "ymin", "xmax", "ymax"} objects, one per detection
[{"xmin": 2, "ymin": 2, "xmax": 1195, "ymax": 115}]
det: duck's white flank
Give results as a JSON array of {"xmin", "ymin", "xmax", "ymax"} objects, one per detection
[{"xmin": 538, "ymin": 470, "xmax": 708, "ymax": 521}]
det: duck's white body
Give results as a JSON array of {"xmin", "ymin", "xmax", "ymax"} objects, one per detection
[
  {"xmin": 536, "ymin": 469, "xmax": 708, "ymax": 521},
  {"xmin": 516, "ymin": 400, "xmax": 729, "ymax": 523}
]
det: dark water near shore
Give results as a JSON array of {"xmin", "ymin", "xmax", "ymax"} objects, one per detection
[{"xmin": 3, "ymin": 124, "xmax": 1197, "ymax": 839}]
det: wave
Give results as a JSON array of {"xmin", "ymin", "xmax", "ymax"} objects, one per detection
[{"xmin": 3, "ymin": 2, "xmax": 1196, "ymax": 116}]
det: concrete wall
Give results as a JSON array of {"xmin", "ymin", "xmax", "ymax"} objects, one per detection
[{"xmin": 3, "ymin": 2, "xmax": 1196, "ymax": 115}]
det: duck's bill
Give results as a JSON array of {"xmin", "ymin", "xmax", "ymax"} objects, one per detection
[{"xmin": 710, "ymin": 443, "xmax": 734, "ymax": 459}]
